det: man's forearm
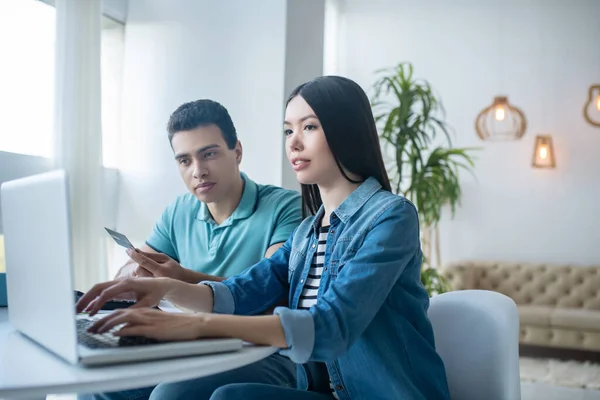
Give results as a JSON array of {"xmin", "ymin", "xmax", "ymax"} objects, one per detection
[{"xmin": 181, "ymin": 269, "xmax": 226, "ymax": 284}]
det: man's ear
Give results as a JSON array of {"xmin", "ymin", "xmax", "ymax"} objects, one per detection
[{"xmin": 235, "ymin": 140, "xmax": 243, "ymax": 165}]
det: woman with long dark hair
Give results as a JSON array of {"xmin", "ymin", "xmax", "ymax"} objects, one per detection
[{"xmin": 77, "ymin": 76, "xmax": 450, "ymax": 400}]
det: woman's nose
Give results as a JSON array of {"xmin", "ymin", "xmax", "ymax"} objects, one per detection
[{"xmin": 287, "ymin": 132, "xmax": 302, "ymax": 153}]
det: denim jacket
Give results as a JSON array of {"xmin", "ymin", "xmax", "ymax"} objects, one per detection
[{"xmin": 205, "ymin": 178, "xmax": 450, "ymax": 400}]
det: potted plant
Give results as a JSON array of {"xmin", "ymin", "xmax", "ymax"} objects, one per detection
[{"xmin": 371, "ymin": 62, "xmax": 478, "ymax": 296}]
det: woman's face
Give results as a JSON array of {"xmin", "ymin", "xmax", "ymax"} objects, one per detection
[{"xmin": 284, "ymin": 96, "xmax": 339, "ymax": 186}]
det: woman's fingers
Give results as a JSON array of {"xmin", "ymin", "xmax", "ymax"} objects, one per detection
[
  {"xmin": 86, "ymin": 280, "xmax": 136, "ymax": 316},
  {"xmin": 87, "ymin": 309, "xmax": 198, "ymax": 341},
  {"xmin": 89, "ymin": 309, "xmax": 141, "ymax": 334},
  {"xmin": 76, "ymin": 280, "xmax": 119, "ymax": 313},
  {"xmin": 87, "ymin": 310, "xmax": 121, "ymax": 333},
  {"xmin": 127, "ymin": 297, "xmax": 158, "ymax": 309},
  {"xmin": 113, "ymin": 324, "xmax": 150, "ymax": 338},
  {"xmin": 83, "ymin": 298, "xmax": 100, "ymax": 314}
]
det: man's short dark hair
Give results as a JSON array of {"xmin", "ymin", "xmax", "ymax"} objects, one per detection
[{"xmin": 167, "ymin": 100, "xmax": 237, "ymax": 149}]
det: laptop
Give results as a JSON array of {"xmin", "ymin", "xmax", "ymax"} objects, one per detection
[{"xmin": 0, "ymin": 170, "xmax": 242, "ymax": 366}]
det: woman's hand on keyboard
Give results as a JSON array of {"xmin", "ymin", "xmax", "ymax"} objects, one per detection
[
  {"xmin": 76, "ymin": 277, "xmax": 181, "ymax": 316},
  {"xmin": 87, "ymin": 308, "xmax": 207, "ymax": 341}
]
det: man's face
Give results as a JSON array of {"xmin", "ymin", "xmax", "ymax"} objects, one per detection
[{"xmin": 171, "ymin": 124, "xmax": 242, "ymax": 204}]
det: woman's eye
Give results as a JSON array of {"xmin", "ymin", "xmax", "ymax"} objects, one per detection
[
  {"xmin": 304, "ymin": 124, "xmax": 317, "ymax": 131},
  {"xmin": 283, "ymin": 129, "xmax": 293, "ymax": 136}
]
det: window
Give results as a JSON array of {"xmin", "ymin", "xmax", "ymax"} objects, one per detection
[
  {"xmin": 0, "ymin": 0, "xmax": 55, "ymax": 158},
  {"xmin": 0, "ymin": 0, "xmax": 125, "ymax": 167},
  {"xmin": 101, "ymin": 17, "xmax": 125, "ymax": 169},
  {"xmin": 0, "ymin": 0, "xmax": 125, "ymax": 274}
]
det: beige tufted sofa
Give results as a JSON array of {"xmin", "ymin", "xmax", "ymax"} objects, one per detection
[{"xmin": 441, "ymin": 261, "xmax": 600, "ymax": 352}]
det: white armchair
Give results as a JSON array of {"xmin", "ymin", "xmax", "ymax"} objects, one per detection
[{"xmin": 428, "ymin": 290, "xmax": 521, "ymax": 400}]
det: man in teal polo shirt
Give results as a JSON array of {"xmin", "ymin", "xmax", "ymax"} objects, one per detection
[
  {"xmin": 114, "ymin": 100, "xmax": 301, "ymax": 283},
  {"xmin": 86, "ymin": 100, "xmax": 301, "ymax": 400}
]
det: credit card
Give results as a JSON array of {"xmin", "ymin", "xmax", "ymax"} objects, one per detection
[{"xmin": 104, "ymin": 227, "xmax": 134, "ymax": 250}]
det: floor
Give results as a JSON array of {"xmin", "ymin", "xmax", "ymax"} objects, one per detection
[
  {"xmin": 46, "ymin": 382, "xmax": 600, "ymax": 400},
  {"xmin": 521, "ymin": 382, "xmax": 600, "ymax": 400}
]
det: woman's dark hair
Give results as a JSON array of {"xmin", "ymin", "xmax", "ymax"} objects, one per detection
[{"xmin": 286, "ymin": 76, "xmax": 392, "ymax": 217}]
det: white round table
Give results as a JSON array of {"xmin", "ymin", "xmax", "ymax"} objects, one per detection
[{"xmin": 0, "ymin": 308, "xmax": 277, "ymax": 399}]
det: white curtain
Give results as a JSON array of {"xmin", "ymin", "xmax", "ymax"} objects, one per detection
[{"xmin": 53, "ymin": 0, "xmax": 106, "ymax": 290}]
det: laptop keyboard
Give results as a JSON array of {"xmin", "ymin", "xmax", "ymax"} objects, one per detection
[{"xmin": 77, "ymin": 318, "xmax": 162, "ymax": 348}]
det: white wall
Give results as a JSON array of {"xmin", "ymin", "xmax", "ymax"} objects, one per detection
[
  {"xmin": 334, "ymin": 0, "xmax": 600, "ymax": 265},
  {"xmin": 116, "ymin": 0, "xmax": 289, "ymax": 248},
  {"xmin": 282, "ymin": 0, "xmax": 325, "ymax": 191}
]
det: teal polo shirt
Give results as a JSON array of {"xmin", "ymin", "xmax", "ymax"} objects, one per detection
[{"xmin": 145, "ymin": 173, "xmax": 302, "ymax": 278}]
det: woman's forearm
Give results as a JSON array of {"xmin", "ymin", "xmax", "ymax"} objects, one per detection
[
  {"xmin": 164, "ymin": 281, "xmax": 214, "ymax": 313},
  {"xmin": 163, "ymin": 281, "xmax": 287, "ymax": 347},
  {"xmin": 198, "ymin": 314, "xmax": 287, "ymax": 348}
]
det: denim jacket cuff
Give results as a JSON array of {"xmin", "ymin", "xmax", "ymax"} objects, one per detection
[
  {"xmin": 273, "ymin": 307, "xmax": 314, "ymax": 364},
  {"xmin": 200, "ymin": 281, "xmax": 235, "ymax": 314}
]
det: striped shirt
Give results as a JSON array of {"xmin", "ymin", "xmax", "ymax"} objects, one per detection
[
  {"xmin": 298, "ymin": 226, "xmax": 328, "ymax": 310},
  {"xmin": 298, "ymin": 225, "xmax": 338, "ymax": 399}
]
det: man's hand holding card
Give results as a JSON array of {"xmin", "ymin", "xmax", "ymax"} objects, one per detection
[{"xmin": 105, "ymin": 228, "xmax": 187, "ymax": 281}]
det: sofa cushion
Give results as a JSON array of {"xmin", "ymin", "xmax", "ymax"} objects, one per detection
[
  {"xmin": 442, "ymin": 262, "xmax": 600, "ymax": 311},
  {"xmin": 519, "ymin": 325, "xmax": 600, "ymax": 351},
  {"xmin": 519, "ymin": 306, "xmax": 552, "ymax": 327},
  {"xmin": 550, "ymin": 308, "xmax": 600, "ymax": 332},
  {"xmin": 519, "ymin": 306, "xmax": 600, "ymax": 332}
]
